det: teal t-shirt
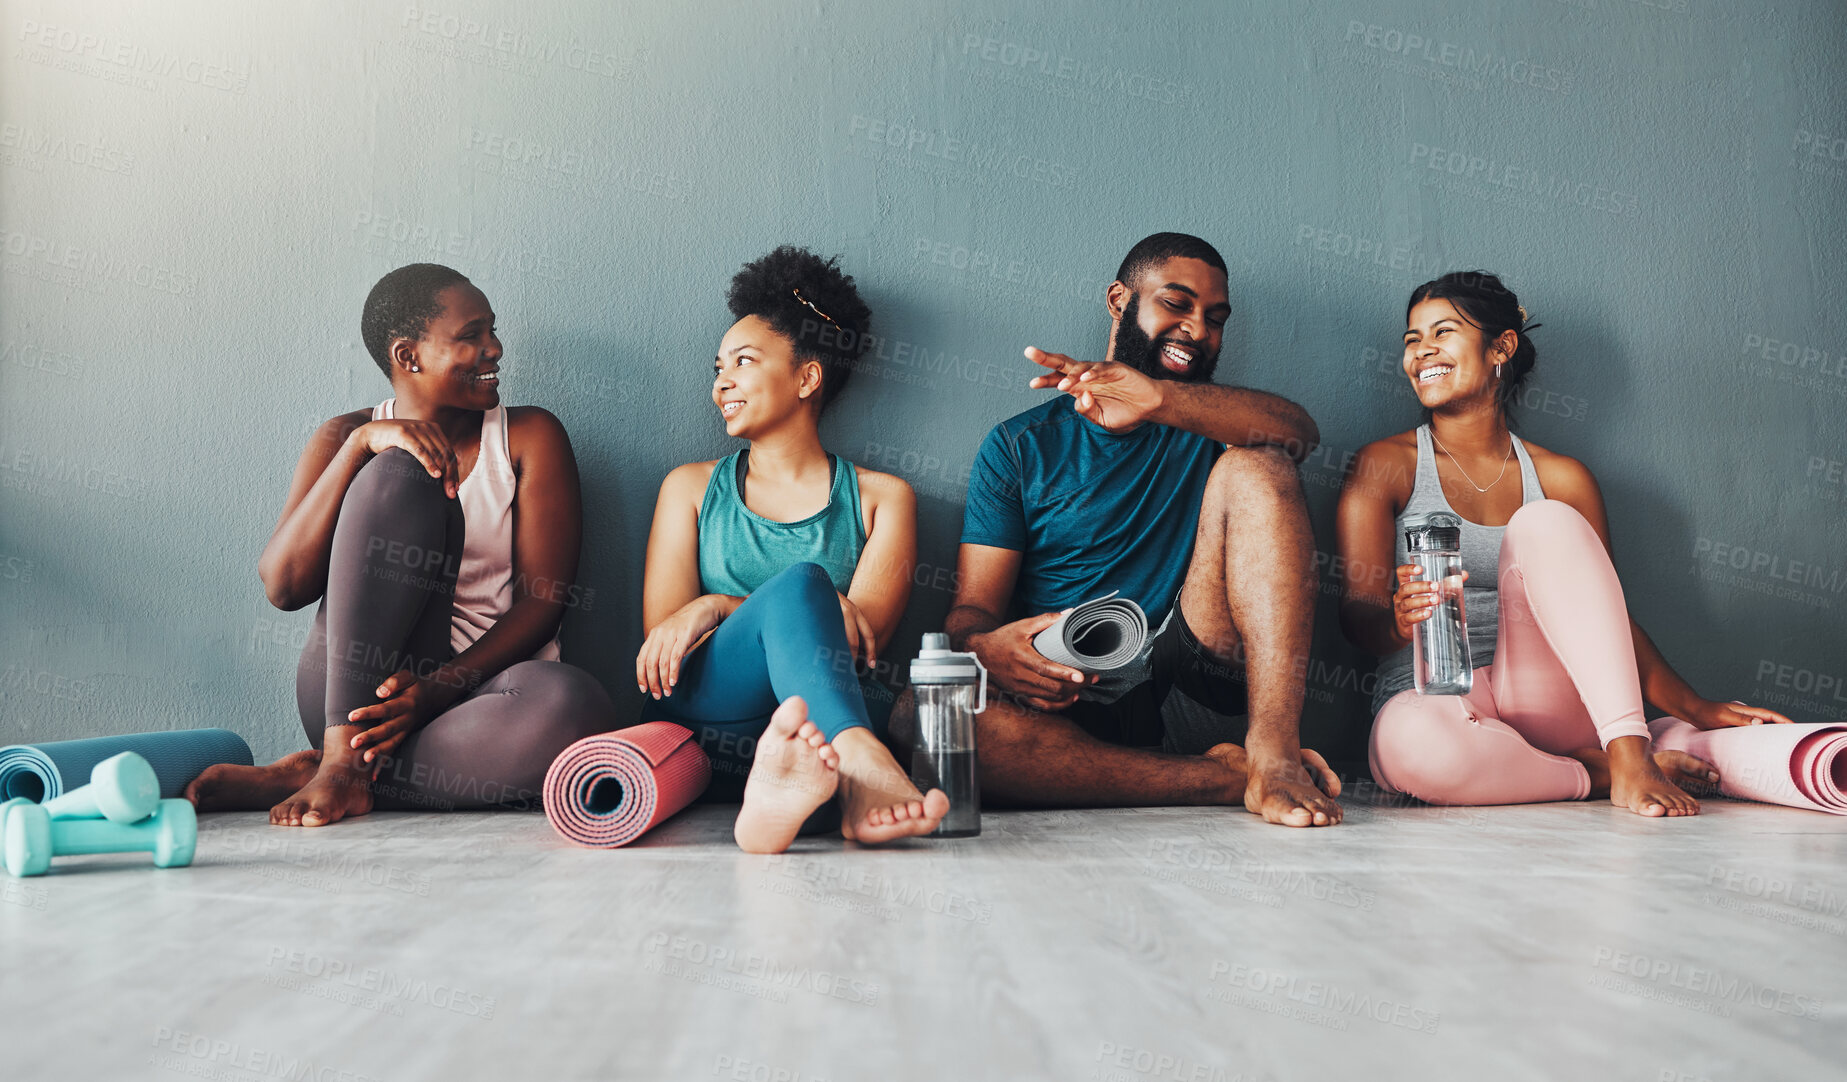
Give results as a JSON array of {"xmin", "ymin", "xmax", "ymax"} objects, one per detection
[
  {"xmin": 696, "ymin": 450, "xmax": 866, "ymax": 597},
  {"xmin": 960, "ymin": 398, "xmax": 1223, "ymax": 625}
]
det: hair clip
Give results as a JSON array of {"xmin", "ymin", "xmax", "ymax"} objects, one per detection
[
  {"xmin": 1517, "ymin": 304, "xmax": 1530, "ymax": 324},
  {"xmin": 791, "ymin": 287, "xmax": 838, "ymax": 327}
]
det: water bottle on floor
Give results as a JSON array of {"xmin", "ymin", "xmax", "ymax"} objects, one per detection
[
  {"xmin": 909, "ymin": 633, "xmax": 986, "ymax": 838},
  {"xmin": 1405, "ymin": 512, "xmax": 1473, "ymax": 695}
]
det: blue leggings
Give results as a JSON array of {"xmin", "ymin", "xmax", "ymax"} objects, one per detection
[{"xmin": 642, "ymin": 562, "xmax": 891, "ymax": 804}]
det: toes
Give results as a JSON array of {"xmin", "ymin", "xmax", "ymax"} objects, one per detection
[{"xmin": 921, "ymin": 789, "xmax": 950, "ymax": 821}]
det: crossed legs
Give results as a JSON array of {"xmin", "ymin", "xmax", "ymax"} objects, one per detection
[{"xmin": 896, "ymin": 446, "xmax": 1340, "ymax": 825}]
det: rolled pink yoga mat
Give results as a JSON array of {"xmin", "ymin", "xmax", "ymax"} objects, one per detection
[
  {"xmin": 1649, "ymin": 717, "xmax": 1847, "ymax": 814},
  {"xmin": 544, "ymin": 722, "xmax": 712, "ymax": 847}
]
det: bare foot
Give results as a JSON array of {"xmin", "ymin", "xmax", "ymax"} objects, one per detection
[
  {"xmin": 1244, "ymin": 748, "xmax": 1344, "ymax": 827},
  {"xmin": 1205, "ymin": 745, "xmax": 1342, "ymax": 807},
  {"xmin": 185, "ymin": 749, "xmax": 320, "ymax": 811},
  {"xmin": 734, "ymin": 697, "xmax": 840, "ymax": 854},
  {"xmin": 1572, "ymin": 743, "xmax": 1710, "ymax": 815},
  {"xmin": 1605, "ymin": 737, "xmax": 1700, "ymax": 817},
  {"xmin": 271, "ymin": 732, "xmax": 374, "ymax": 827},
  {"xmin": 1655, "ymin": 749, "xmax": 1720, "ymax": 794},
  {"xmin": 832, "ymin": 727, "xmax": 948, "ymax": 844}
]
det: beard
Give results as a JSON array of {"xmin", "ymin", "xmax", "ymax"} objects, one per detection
[{"xmin": 1109, "ymin": 293, "xmax": 1220, "ymax": 384}]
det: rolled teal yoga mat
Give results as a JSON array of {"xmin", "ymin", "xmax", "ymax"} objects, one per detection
[{"xmin": 0, "ymin": 729, "xmax": 254, "ymax": 802}]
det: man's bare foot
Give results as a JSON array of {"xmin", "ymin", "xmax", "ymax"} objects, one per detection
[
  {"xmin": 271, "ymin": 729, "xmax": 374, "ymax": 827},
  {"xmin": 735, "ymin": 697, "xmax": 840, "ymax": 854},
  {"xmin": 185, "ymin": 750, "xmax": 320, "ymax": 811},
  {"xmin": 1572, "ymin": 746, "xmax": 1716, "ymax": 810},
  {"xmin": 831, "ymin": 727, "xmax": 948, "ymax": 843},
  {"xmin": 1205, "ymin": 745, "xmax": 1342, "ymax": 808},
  {"xmin": 1244, "ymin": 748, "xmax": 1344, "ymax": 826}
]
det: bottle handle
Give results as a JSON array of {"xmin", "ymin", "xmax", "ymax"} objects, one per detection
[{"xmin": 947, "ymin": 650, "xmax": 988, "ymax": 713}]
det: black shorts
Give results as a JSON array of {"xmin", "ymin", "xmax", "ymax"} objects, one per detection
[{"xmin": 1061, "ymin": 602, "xmax": 1249, "ymax": 753}]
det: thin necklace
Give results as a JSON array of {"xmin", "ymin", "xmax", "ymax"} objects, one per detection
[{"xmin": 1429, "ymin": 426, "xmax": 1513, "ymax": 492}]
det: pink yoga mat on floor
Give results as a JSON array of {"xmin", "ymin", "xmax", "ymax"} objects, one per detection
[
  {"xmin": 544, "ymin": 722, "xmax": 712, "ymax": 847},
  {"xmin": 1649, "ymin": 717, "xmax": 1847, "ymax": 814}
]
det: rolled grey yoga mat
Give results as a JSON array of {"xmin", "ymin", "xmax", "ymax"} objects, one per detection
[
  {"xmin": 0, "ymin": 728, "xmax": 254, "ymax": 802},
  {"xmin": 1032, "ymin": 591, "xmax": 1149, "ymax": 673}
]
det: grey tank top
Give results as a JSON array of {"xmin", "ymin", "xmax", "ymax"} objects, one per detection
[{"xmin": 1371, "ymin": 425, "xmax": 1544, "ymax": 713}]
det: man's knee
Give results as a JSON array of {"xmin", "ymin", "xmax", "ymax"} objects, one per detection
[{"xmin": 1207, "ymin": 443, "xmax": 1303, "ymax": 500}]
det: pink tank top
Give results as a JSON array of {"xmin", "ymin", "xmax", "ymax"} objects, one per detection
[{"xmin": 371, "ymin": 399, "xmax": 561, "ymax": 662}]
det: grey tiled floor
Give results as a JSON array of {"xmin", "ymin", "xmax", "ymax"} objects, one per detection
[{"xmin": 3, "ymin": 794, "xmax": 1843, "ymax": 1081}]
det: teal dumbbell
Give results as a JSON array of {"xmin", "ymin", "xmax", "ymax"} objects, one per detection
[
  {"xmin": 42, "ymin": 751, "xmax": 160, "ymax": 823},
  {"xmin": 1, "ymin": 797, "xmax": 197, "ymax": 877}
]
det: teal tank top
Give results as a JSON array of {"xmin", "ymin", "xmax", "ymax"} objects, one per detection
[{"xmin": 697, "ymin": 450, "xmax": 867, "ymax": 597}]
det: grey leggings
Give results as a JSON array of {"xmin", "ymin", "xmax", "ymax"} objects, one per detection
[{"xmin": 294, "ymin": 448, "xmax": 617, "ymax": 810}]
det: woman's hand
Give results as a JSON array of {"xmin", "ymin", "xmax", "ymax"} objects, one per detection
[
  {"xmin": 346, "ymin": 669, "xmax": 450, "ymax": 767},
  {"xmin": 636, "ymin": 596, "xmax": 726, "ymax": 699},
  {"xmin": 355, "ymin": 419, "xmax": 460, "ymax": 498},
  {"xmin": 1392, "ymin": 565, "xmax": 1468, "ymax": 644},
  {"xmin": 1682, "ymin": 698, "xmax": 1795, "ymax": 730},
  {"xmin": 839, "ymin": 593, "xmax": 878, "ymax": 668}
]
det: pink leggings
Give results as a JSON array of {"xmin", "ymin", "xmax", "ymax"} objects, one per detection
[{"xmin": 1369, "ymin": 499, "xmax": 1658, "ymax": 805}]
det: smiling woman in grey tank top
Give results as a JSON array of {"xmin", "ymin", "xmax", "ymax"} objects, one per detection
[{"xmin": 1335, "ymin": 270, "xmax": 1795, "ymax": 818}]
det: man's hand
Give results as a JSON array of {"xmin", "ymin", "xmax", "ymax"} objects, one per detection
[
  {"xmin": 1026, "ymin": 347, "xmax": 1164, "ymax": 434},
  {"xmin": 968, "ymin": 610, "xmax": 1094, "ymax": 712}
]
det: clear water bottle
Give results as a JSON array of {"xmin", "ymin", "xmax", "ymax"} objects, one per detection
[
  {"xmin": 1404, "ymin": 512, "xmax": 1473, "ymax": 695},
  {"xmin": 909, "ymin": 633, "xmax": 986, "ymax": 838}
]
